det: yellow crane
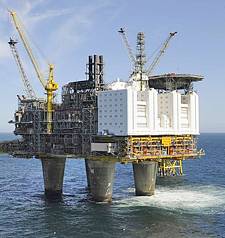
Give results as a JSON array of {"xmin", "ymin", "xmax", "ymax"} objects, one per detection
[{"xmin": 9, "ymin": 10, "xmax": 58, "ymax": 134}]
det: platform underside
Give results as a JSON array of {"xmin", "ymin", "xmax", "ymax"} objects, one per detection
[{"xmin": 148, "ymin": 73, "xmax": 203, "ymax": 91}]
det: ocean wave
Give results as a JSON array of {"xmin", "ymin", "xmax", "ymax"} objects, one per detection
[{"xmin": 114, "ymin": 185, "xmax": 225, "ymax": 214}]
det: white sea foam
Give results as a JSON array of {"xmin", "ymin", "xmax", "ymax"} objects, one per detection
[{"xmin": 114, "ymin": 185, "xmax": 225, "ymax": 214}]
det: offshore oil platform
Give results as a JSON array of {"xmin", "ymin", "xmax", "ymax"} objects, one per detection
[{"xmin": 1, "ymin": 11, "xmax": 204, "ymax": 202}]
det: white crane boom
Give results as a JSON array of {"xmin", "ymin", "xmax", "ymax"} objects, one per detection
[
  {"xmin": 146, "ymin": 32, "xmax": 177, "ymax": 76},
  {"xmin": 118, "ymin": 28, "xmax": 136, "ymax": 68},
  {"xmin": 8, "ymin": 38, "xmax": 37, "ymax": 99}
]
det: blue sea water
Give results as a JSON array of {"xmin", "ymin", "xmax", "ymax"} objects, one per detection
[{"xmin": 0, "ymin": 133, "xmax": 225, "ymax": 238}]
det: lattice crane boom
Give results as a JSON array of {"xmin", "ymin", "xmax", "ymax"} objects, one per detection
[
  {"xmin": 9, "ymin": 10, "xmax": 58, "ymax": 134},
  {"xmin": 146, "ymin": 32, "xmax": 177, "ymax": 76},
  {"xmin": 8, "ymin": 38, "xmax": 37, "ymax": 99},
  {"xmin": 118, "ymin": 28, "xmax": 136, "ymax": 68},
  {"xmin": 9, "ymin": 11, "xmax": 46, "ymax": 88}
]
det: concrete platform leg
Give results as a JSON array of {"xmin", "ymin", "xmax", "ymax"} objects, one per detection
[
  {"xmin": 85, "ymin": 159, "xmax": 90, "ymax": 188},
  {"xmin": 86, "ymin": 160, "xmax": 115, "ymax": 202},
  {"xmin": 41, "ymin": 158, "xmax": 66, "ymax": 199},
  {"xmin": 133, "ymin": 161, "xmax": 158, "ymax": 196}
]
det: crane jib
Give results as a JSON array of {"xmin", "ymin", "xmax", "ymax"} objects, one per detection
[{"xmin": 9, "ymin": 10, "xmax": 59, "ymax": 134}]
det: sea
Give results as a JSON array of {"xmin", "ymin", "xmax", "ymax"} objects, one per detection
[{"xmin": 0, "ymin": 133, "xmax": 224, "ymax": 238}]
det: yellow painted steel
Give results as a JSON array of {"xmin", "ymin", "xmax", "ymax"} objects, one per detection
[
  {"xmin": 162, "ymin": 136, "xmax": 172, "ymax": 146},
  {"xmin": 45, "ymin": 64, "xmax": 58, "ymax": 133},
  {"xmin": 9, "ymin": 11, "xmax": 58, "ymax": 133},
  {"xmin": 9, "ymin": 11, "xmax": 46, "ymax": 88},
  {"xmin": 126, "ymin": 135, "xmax": 204, "ymax": 176},
  {"xmin": 179, "ymin": 160, "xmax": 183, "ymax": 175},
  {"xmin": 158, "ymin": 159, "xmax": 183, "ymax": 176}
]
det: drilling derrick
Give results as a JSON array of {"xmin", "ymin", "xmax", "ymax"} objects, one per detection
[
  {"xmin": 137, "ymin": 32, "xmax": 147, "ymax": 91},
  {"xmin": 135, "ymin": 32, "xmax": 146, "ymax": 74}
]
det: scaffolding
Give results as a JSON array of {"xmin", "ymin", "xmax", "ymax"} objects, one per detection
[
  {"xmin": 54, "ymin": 55, "xmax": 104, "ymax": 155},
  {"xmin": 126, "ymin": 135, "xmax": 203, "ymax": 176},
  {"xmin": 9, "ymin": 55, "xmax": 104, "ymax": 157},
  {"xmin": 90, "ymin": 134, "xmax": 204, "ymax": 176},
  {"xmin": 13, "ymin": 97, "xmax": 47, "ymax": 154},
  {"xmin": 158, "ymin": 160, "xmax": 183, "ymax": 176},
  {"xmin": 126, "ymin": 135, "xmax": 199, "ymax": 159}
]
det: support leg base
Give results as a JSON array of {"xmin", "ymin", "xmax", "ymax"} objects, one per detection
[
  {"xmin": 41, "ymin": 158, "xmax": 66, "ymax": 199},
  {"xmin": 133, "ymin": 161, "xmax": 158, "ymax": 196},
  {"xmin": 86, "ymin": 160, "xmax": 115, "ymax": 202}
]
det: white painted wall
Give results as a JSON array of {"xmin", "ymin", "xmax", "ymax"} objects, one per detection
[
  {"xmin": 98, "ymin": 89, "xmax": 128, "ymax": 135},
  {"xmin": 97, "ymin": 86, "xmax": 199, "ymax": 136}
]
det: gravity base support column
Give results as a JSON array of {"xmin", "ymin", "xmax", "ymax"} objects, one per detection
[
  {"xmin": 133, "ymin": 161, "xmax": 158, "ymax": 196},
  {"xmin": 41, "ymin": 157, "xmax": 66, "ymax": 199},
  {"xmin": 86, "ymin": 160, "xmax": 115, "ymax": 202},
  {"xmin": 85, "ymin": 159, "xmax": 91, "ymax": 188}
]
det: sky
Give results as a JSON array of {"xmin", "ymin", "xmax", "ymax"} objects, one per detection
[{"xmin": 0, "ymin": 0, "xmax": 224, "ymax": 133}]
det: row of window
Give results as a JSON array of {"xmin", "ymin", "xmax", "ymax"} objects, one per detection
[
  {"xmin": 99, "ymin": 104, "xmax": 124, "ymax": 107},
  {"xmin": 99, "ymin": 92, "xmax": 124, "ymax": 97},
  {"xmin": 99, "ymin": 115, "xmax": 123, "ymax": 118},
  {"xmin": 99, "ymin": 98, "xmax": 124, "ymax": 103},
  {"xmin": 99, "ymin": 109, "xmax": 124, "ymax": 113},
  {"xmin": 99, "ymin": 122, "xmax": 124, "ymax": 126}
]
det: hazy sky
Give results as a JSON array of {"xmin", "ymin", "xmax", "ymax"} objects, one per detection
[{"xmin": 0, "ymin": 0, "xmax": 224, "ymax": 132}]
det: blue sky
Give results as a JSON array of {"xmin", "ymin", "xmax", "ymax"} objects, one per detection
[{"xmin": 0, "ymin": 0, "xmax": 224, "ymax": 132}]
